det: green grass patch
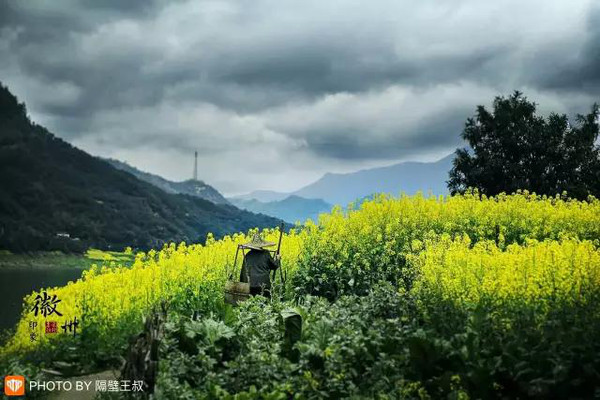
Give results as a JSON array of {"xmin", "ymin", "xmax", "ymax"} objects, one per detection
[{"xmin": 0, "ymin": 249, "xmax": 135, "ymax": 269}]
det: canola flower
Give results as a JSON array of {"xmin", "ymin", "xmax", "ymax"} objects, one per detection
[
  {"xmin": 413, "ymin": 236, "xmax": 600, "ymax": 307},
  {"xmin": 2, "ymin": 191, "xmax": 599, "ymax": 358},
  {"xmin": 1, "ymin": 228, "xmax": 305, "ymax": 356},
  {"xmin": 293, "ymin": 191, "xmax": 600, "ymax": 298}
]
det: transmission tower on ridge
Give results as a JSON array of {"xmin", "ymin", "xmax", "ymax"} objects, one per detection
[{"xmin": 193, "ymin": 151, "xmax": 198, "ymax": 181}]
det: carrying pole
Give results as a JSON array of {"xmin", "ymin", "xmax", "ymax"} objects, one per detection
[
  {"xmin": 276, "ymin": 222, "xmax": 284, "ymax": 256},
  {"xmin": 276, "ymin": 222, "xmax": 285, "ymax": 284},
  {"xmin": 231, "ymin": 245, "xmax": 240, "ymax": 280}
]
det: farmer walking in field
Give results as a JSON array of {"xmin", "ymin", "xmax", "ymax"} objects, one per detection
[{"xmin": 239, "ymin": 233, "xmax": 281, "ymax": 297}]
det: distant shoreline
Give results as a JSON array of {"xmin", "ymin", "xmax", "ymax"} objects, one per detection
[{"xmin": 0, "ymin": 249, "xmax": 134, "ymax": 270}]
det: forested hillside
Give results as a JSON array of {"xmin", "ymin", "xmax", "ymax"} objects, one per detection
[{"xmin": 0, "ymin": 84, "xmax": 281, "ymax": 252}]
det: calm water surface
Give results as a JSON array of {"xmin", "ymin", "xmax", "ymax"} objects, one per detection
[{"xmin": 0, "ymin": 267, "xmax": 85, "ymax": 332}]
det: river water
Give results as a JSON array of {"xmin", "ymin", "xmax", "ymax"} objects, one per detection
[{"xmin": 0, "ymin": 267, "xmax": 85, "ymax": 333}]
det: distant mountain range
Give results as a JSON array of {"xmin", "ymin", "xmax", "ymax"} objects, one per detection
[
  {"xmin": 229, "ymin": 195, "xmax": 332, "ymax": 224},
  {"xmin": 106, "ymin": 158, "xmax": 230, "ymax": 205},
  {"xmin": 105, "ymin": 159, "xmax": 332, "ymax": 224},
  {"xmin": 232, "ymin": 190, "xmax": 290, "ymax": 202},
  {"xmin": 294, "ymin": 156, "xmax": 453, "ymax": 204},
  {"xmin": 0, "ymin": 83, "xmax": 281, "ymax": 253},
  {"xmin": 111, "ymin": 134, "xmax": 454, "ymax": 224},
  {"xmin": 238, "ymin": 156, "xmax": 453, "ymax": 205}
]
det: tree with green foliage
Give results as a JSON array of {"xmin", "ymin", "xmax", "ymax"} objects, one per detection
[{"xmin": 448, "ymin": 92, "xmax": 600, "ymax": 199}]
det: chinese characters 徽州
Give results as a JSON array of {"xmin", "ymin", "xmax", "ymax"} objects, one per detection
[
  {"xmin": 61, "ymin": 317, "xmax": 79, "ymax": 336},
  {"xmin": 31, "ymin": 291, "xmax": 63, "ymax": 317}
]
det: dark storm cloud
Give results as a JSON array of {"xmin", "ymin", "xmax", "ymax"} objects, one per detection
[
  {"xmin": 0, "ymin": 0, "xmax": 168, "ymax": 117},
  {"xmin": 214, "ymin": 43, "xmax": 507, "ymax": 99},
  {"xmin": 533, "ymin": 6, "xmax": 600, "ymax": 94},
  {"xmin": 265, "ymin": 83, "xmax": 492, "ymax": 161},
  {"xmin": 0, "ymin": 0, "xmax": 520, "ymax": 118},
  {"xmin": 0, "ymin": 0, "xmax": 598, "ymax": 193},
  {"xmin": 294, "ymin": 110, "xmax": 465, "ymax": 161},
  {"xmin": 0, "ymin": 0, "xmax": 164, "ymax": 44}
]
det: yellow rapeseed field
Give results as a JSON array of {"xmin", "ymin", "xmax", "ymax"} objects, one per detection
[
  {"xmin": 2, "ymin": 192, "xmax": 599, "ymax": 358},
  {"xmin": 413, "ymin": 236, "xmax": 600, "ymax": 307},
  {"xmin": 1, "ymin": 228, "xmax": 305, "ymax": 356}
]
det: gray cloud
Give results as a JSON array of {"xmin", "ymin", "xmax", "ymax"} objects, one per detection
[
  {"xmin": 532, "ymin": 5, "xmax": 600, "ymax": 95},
  {"xmin": 1, "ymin": 0, "xmax": 598, "ymax": 194}
]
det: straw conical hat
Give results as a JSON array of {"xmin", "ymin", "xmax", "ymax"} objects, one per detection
[{"xmin": 242, "ymin": 233, "xmax": 276, "ymax": 250}]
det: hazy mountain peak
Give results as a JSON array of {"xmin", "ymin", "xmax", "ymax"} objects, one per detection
[
  {"xmin": 231, "ymin": 190, "xmax": 289, "ymax": 202},
  {"xmin": 233, "ymin": 155, "xmax": 454, "ymax": 207},
  {"xmin": 290, "ymin": 155, "xmax": 454, "ymax": 205},
  {"xmin": 105, "ymin": 158, "xmax": 230, "ymax": 205},
  {"xmin": 229, "ymin": 195, "xmax": 332, "ymax": 224}
]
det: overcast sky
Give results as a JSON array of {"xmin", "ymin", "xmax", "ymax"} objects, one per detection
[{"xmin": 1, "ymin": 0, "xmax": 599, "ymax": 195}]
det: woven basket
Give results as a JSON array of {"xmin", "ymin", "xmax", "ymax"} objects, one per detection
[{"xmin": 224, "ymin": 281, "xmax": 251, "ymax": 305}]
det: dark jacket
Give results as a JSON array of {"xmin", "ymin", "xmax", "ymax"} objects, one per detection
[{"xmin": 240, "ymin": 249, "xmax": 280, "ymax": 289}]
